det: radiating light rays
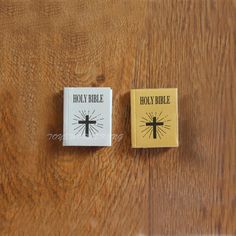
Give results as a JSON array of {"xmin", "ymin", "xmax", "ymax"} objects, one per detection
[
  {"xmin": 72, "ymin": 110, "xmax": 104, "ymax": 137},
  {"xmin": 139, "ymin": 111, "xmax": 171, "ymax": 139}
]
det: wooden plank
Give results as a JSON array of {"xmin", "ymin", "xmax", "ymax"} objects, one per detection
[{"xmin": 145, "ymin": 0, "xmax": 236, "ymax": 234}]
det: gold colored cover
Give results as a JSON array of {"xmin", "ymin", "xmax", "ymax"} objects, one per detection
[{"xmin": 131, "ymin": 88, "xmax": 178, "ymax": 148}]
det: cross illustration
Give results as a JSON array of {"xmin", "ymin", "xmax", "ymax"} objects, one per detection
[
  {"xmin": 146, "ymin": 117, "xmax": 164, "ymax": 139},
  {"xmin": 78, "ymin": 115, "xmax": 96, "ymax": 137}
]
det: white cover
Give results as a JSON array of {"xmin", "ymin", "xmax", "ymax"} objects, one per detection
[{"xmin": 63, "ymin": 87, "xmax": 112, "ymax": 146}]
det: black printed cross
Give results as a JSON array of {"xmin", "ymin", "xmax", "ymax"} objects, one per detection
[
  {"xmin": 78, "ymin": 115, "xmax": 96, "ymax": 137},
  {"xmin": 146, "ymin": 117, "xmax": 164, "ymax": 139}
]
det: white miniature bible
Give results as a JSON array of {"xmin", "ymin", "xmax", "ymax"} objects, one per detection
[{"xmin": 63, "ymin": 87, "xmax": 112, "ymax": 146}]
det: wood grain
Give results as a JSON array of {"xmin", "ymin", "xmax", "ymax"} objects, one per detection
[{"xmin": 0, "ymin": 0, "xmax": 235, "ymax": 235}]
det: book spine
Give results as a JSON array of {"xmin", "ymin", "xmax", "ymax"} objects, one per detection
[
  {"xmin": 109, "ymin": 89, "xmax": 112, "ymax": 146},
  {"xmin": 63, "ymin": 88, "xmax": 69, "ymax": 146},
  {"xmin": 175, "ymin": 89, "xmax": 179, "ymax": 147},
  {"xmin": 130, "ymin": 90, "xmax": 136, "ymax": 147}
]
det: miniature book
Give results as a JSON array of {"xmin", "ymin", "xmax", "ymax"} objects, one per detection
[
  {"xmin": 131, "ymin": 88, "xmax": 178, "ymax": 148},
  {"xmin": 63, "ymin": 87, "xmax": 112, "ymax": 146}
]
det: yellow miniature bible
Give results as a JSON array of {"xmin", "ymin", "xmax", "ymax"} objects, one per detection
[{"xmin": 131, "ymin": 88, "xmax": 178, "ymax": 148}]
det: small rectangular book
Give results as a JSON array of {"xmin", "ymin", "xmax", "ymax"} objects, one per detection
[
  {"xmin": 63, "ymin": 87, "xmax": 112, "ymax": 146},
  {"xmin": 131, "ymin": 88, "xmax": 178, "ymax": 148}
]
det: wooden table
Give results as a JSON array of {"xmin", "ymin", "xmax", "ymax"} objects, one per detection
[{"xmin": 0, "ymin": 0, "xmax": 235, "ymax": 235}]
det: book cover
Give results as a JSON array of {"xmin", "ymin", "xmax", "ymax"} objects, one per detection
[
  {"xmin": 63, "ymin": 87, "xmax": 112, "ymax": 146},
  {"xmin": 131, "ymin": 88, "xmax": 178, "ymax": 148}
]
